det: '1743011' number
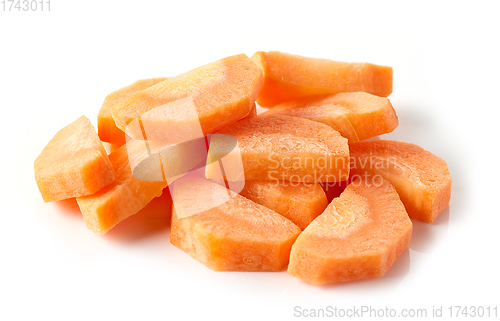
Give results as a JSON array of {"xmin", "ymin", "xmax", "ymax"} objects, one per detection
[{"xmin": 1, "ymin": 0, "xmax": 50, "ymax": 11}]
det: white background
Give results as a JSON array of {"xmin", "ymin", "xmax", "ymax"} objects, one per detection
[{"xmin": 1, "ymin": 1, "xmax": 499, "ymax": 320}]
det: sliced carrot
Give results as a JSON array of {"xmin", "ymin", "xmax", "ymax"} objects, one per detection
[
  {"xmin": 170, "ymin": 177, "xmax": 301, "ymax": 271},
  {"xmin": 252, "ymin": 51, "xmax": 393, "ymax": 107},
  {"xmin": 112, "ymin": 189, "xmax": 173, "ymax": 235},
  {"xmin": 288, "ymin": 175, "xmax": 412, "ymax": 285},
  {"xmin": 206, "ymin": 115, "xmax": 349, "ymax": 183},
  {"xmin": 320, "ymin": 180, "xmax": 350, "ymax": 203},
  {"xmin": 239, "ymin": 180, "xmax": 328, "ymax": 230},
  {"xmin": 261, "ymin": 92, "xmax": 398, "ymax": 142},
  {"xmin": 76, "ymin": 140, "xmax": 169, "ymax": 235},
  {"xmin": 98, "ymin": 78, "xmax": 167, "ymax": 145},
  {"xmin": 112, "ymin": 54, "xmax": 263, "ymax": 141},
  {"xmin": 101, "ymin": 141, "xmax": 122, "ymax": 155},
  {"xmin": 34, "ymin": 116, "xmax": 115, "ymax": 202},
  {"xmin": 243, "ymin": 102, "xmax": 257, "ymax": 120},
  {"xmin": 349, "ymin": 140, "xmax": 452, "ymax": 223}
]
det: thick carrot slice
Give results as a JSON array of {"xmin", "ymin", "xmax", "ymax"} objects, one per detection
[
  {"xmin": 34, "ymin": 116, "xmax": 115, "ymax": 202},
  {"xmin": 170, "ymin": 177, "xmax": 301, "ymax": 271},
  {"xmin": 98, "ymin": 78, "xmax": 167, "ymax": 145},
  {"xmin": 349, "ymin": 140, "xmax": 452, "ymax": 223},
  {"xmin": 321, "ymin": 180, "xmax": 350, "ymax": 203},
  {"xmin": 206, "ymin": 115, "xmax": 349, "ymax": 183},
  {"xmin": 261, "ymin": 92, "xmax": 398, "ymax": 142},
  {"xmin": 288, "ymin": 175, "xmax": 412, "ymax": 285},
  {"xmin": 112, "ymin": 54, "xmax": 263, "ymax": 141},
  {"xmin": 239, "ymin": 180, "xmax": 328, "ymax": 230},
  {"xmin": 76, "ymin": 140, "xmax": 169, "ymax": 235},
  {"xmin": 243, "ymin": 102, "xmax": 257, "ymax": 120},
  {"xmin": 252, "ymin": 51, "xmax": 393, "ymax": 107}
]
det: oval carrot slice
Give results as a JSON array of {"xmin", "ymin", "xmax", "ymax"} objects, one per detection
[
  {"xmin": 252, "ymin": 51, "xmax": 393, "ymax": 107},
  {"xmin": 261, "ymin": 92, "xmax": 398, "ymax": 143},
  {"xmin": 288, "ymin": 175, "xmax": 412, "ymax": 285},
  {"xmin": 350, "ymin": 140, "xmax": 452, "ymax": 223}
]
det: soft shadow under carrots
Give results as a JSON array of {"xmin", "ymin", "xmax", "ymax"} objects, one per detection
[{"xmin": 105, "ymin": 190, "xmax": 172, "ymax": 242}]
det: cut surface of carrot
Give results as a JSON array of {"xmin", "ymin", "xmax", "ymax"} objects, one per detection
[
  {"xmin": 98, "ymin": 78, "xmax": 167, "ymax": 145},
  {"xmin": 243, "ymin": 102, "xmax": 257, "ymax": 120},
  {"xmin": 170, "ymin": 176, "xmax": 301, "ymax": 271},
  {"xmin": 261, "ymin": 92, "xmax": 398, "ymax": 142},
  {"xmin": 112, "ymin": 54, "xmax": 263, "ymax": 141},
  {"xmin": 252, "ymin": 51, "xmax": 393, "ymax": 107},
  {"xmin": 76, "ymin": 140, "xmax": 170, "ymax": 235},
  {"xmin": 239, "ymin": 180, "xmax": 328, "ymax": 230},
  {"xmin": 349, "ymin": 140, "xmax": 452, "ymax": 223},
  {"xmin": 35, "ymin": 116, "xmax": 115, "ymax": 202},
  {"xmin": 206, "ymin": 115, "xmax": 350, "ymax": 183},
  {"xmin": 288, "ymin": 176, "xmax": 412, "ymax": 285}
]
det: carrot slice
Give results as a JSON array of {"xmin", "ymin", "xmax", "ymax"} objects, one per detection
[
  {"xmin": 34, "ymin": 116, "xmax": 115, "ymax": 202},
  {"xmin": 243, "ymin": 102, "xmax": 257, "ymax": 120},
  {"xmin": 320, "ymin": 180, "xmax": 350, "ymax": 203},
  {"xmin": 349, "ymin": 140, "xmax": 452, "ymax": 223},
  {"xmin": 98, "ymin": 78, "xmax": 167, "ymax": 145},
  {"xmin": 170, "ymin": 177, "xmax": 301, "ymax": 271},
  {"xmin": 239, "ymin": 180, "xmax": 328, "ymax": 230},
  {"xmin": 261, "ymin": 92, "xmax": 398, "ymax": 142},
  {"xmin": 76, "ymin": 140, "xmax": 169, "ymax": 235},
  {"xmin": 288, "ymin": 175, "xmax": 412, "ymax": 285},
  {"xmin": 206, "ymin": 115, "xmax": 349, "ymax": 183},
  {"xmin": 252, "ymin": 51, "xmax": 393, "ymax": 107},
  {"xmin": 112, "ymin": 54, "xmax": 263, "ymax": 141}
]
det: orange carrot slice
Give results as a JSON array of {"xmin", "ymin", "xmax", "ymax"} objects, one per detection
[
  {"xmin": 243, "ymin": 102, "xmax": 257, "ymax": 120},
  {"xmin": 239, "ymin": 180, "xmax": 328, "ymax": 230},
  {"xmin": 320, "ymin": 180, "xmax": 350, "ymax": 203},
  {"xmin": 170, "ymin": 177, "xmax": 301, "ymax": 271},
  {"xmin": 252, "ymin": 51, "xmax": 393, "ymax": 107},
  {"xmin": 288, "ymin": 175, "xmax": 412, "ymax": 285},
  {"xmin": 261, "ymin": 92, "xmax": 398, "ymax": 142},
  {"xmin": 349, "ymin": 140, "xmax": 452, "ymax": 223},
  {"xmin": 34, "ymin": 116, "xmax": 115, "ymax": 202},
  {"xmin": 76, "ymin": 140, "xmax": 170, "ymax": 235},
  {"xmin": 112, "ymin": 54, "xmax": 263, "ymax": 141},
  {"xmin": 206, "ymin": 115, "xmax": 349, "ymax": 183},
  {"xmin": 98, "ymin": 78, "xmax": 167, "ymax": 145}
]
